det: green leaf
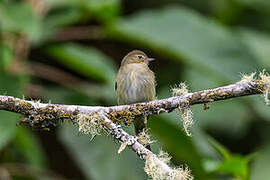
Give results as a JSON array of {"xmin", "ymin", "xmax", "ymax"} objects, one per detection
[
  {"xmin": 235, "ymin": 0, "xmax": 270, "ymax": 12},
  {"xmin": 45, "ymin": 84, "xmax": 116, "ymax": 105},
  {"xmin": 251, "ymin": 145, "xmax": 270, "ymax": 180},
  {"xmin": 182, "ymin": 67, "xmax": 255, "ymax": 138},
  {"xmin": 43, "ymin": 8, "xmax": 85, "ymax": 33},
  {"xmin": 0, "ymin": 74, "xmax": 28, "ymax": 97},
  {"xmin": 0, "ymin": 111, "xmax": 19, "ymax": 150},
  {"xmin": 1, "ymin": 41, "xmax": 14, "ymax": 70},
  {"xmin": 203, "ymin": 158, "xmax": 221, "ymax": 173},
  {"xmin": 44, "ymin": 86, "xmax": 97, "ymax": 105},
  {"xmin": 217, "ymin": 155, "xmax": 249, "ymax": 180},
  {"xmin": 106, "ymin": 6, "xmax": 260, "ymax": 82},
  {"xmin": 182, "ymin": 68, "xmax": 223, "ymax": 90},
  {"xmin": 207, "ymin": 137, "xmax": 231, "ymax": 160},
  {"xmin": 195, "ymin": 100, "xmax": 251, "ymax": 135},
  {"xmin": 59, "ymin": 124, "xmax": 147, "ymax": 180},
  {"xmin": 207, "ymin": 137, "xmax": 250, "ymax": 179},
  {"xmin": 148, "ymin": 115, "xmax": 208, "ymax": 179},
  {"xmin": 43, "ymin": 0, "xmax": 120, "ymax": 23},
  {"xmin": 84, "ymin": 0, "xmax": 121, "ymax": 22},
  {"xmin": 0, "ymin": 74, "xmax": 25, "ymax": 150},
  {"xmin": 0, "ymin": 2, "xmax": 43, "ymax": 42},
  {"xmin": 46, "ymin": 43, "xmax": 117, "ymax": 84},
  {"xmin": 247, "ymin": 96, "xmax": 270, "ymax": 122},
  {"xmin": 13, "ymin": 127, "xmax": 47, "ymax": 168},
  {"xmin": 237, "ymin": 28, "xmax": 270, "ymax": 69}
]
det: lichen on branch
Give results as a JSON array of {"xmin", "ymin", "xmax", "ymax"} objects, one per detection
[
  {"xmin": 172, "ymin": 83, "xmax": 194, "ymax": 136},
  {"xmin": 0, "ymin": 73, "xmax": 270, "ymax": 180},
  {"xmin": 259, "ymin": 71, "xmax": 270, "ymax": 105}
]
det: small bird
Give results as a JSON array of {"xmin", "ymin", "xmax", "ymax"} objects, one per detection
[{"xmin": 115, "ymin": 50, "xmax": 156, "ymax": 147}]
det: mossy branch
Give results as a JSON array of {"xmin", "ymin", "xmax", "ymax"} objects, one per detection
[
  {"xmin": 0, "ymin": 79, "xmax": 267, "ymax": 127},
  {"xmin": 0, "ymin": 75, "xmax": 269, "ymax": 180}
]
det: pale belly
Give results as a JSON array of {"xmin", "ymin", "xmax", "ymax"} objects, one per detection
[
  {"xmin": 124, "ymin": 79, "xmax": 149, "ymax": 103},
  {"xmin": 116, "ymin": 67, "xmax": 155, "ymax": 105}
]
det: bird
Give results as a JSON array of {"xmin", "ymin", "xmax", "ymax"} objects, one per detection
[{"xmin": 115, "ymin": 50, "xmax": 156, "ymax": 149}]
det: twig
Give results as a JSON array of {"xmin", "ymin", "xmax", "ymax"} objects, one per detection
[
  {"xmin": 0, "ymin": 78, "xmax": 269, "ymax": 180},
  {"xmin": 100, "ymin": 114, "xmax": 184, "ymax": 179},
  {"xmin": 0, "ymin": 80, "xmax": 265, "ymax": 123}
]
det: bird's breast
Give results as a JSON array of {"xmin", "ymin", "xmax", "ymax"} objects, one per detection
[{"xmin": 116, "ymin": 64, "xmax": 155, "ymax": 105}]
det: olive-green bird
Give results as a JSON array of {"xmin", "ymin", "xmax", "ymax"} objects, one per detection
[{"xmin": 115, "ymin": 50, "xmax": 156, "ymax": 145}]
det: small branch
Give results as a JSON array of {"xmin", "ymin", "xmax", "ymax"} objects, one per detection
[
  {"xmin": 105, "ymin": 80, "xmax": 265, "ymax": 123},
  {"xmin": 100, "ymin": 114, "xmax": 183, "ymax": 179},
  {"xmin": 0, "ymin": 78, "xmax": 268, "ymax": 180},
  {"xmin": 0, "ymin": 80, "xmax": 266, "ymax": 126}
]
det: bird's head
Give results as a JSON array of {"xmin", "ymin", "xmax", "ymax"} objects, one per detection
[{"xmin": 121, "ymin": 50, "xmax": 155, "ymax": 66}]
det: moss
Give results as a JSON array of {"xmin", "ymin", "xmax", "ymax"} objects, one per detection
[
  {"xmin": 144, "ymin": 152, "xmax": 193, "ymax": 180},
  {"xmin": 137, "ymin": 128, "xmax": 155, "ymax": 147},
  {"xmin": 107, "ymin": 104, "xmax": 153, "ymax": 125},
  {"xmin": 257, "ymin": 80, "xmax": 266, "ymax": 91},
  {"xmin": 77, "ymin": 113, "xmax": 103, "ymax": 139},
  {"xmin": 107, "ymin": 110, "xmax": 137, "ymax": 125},
  {"xmin": 4, "ymin": 98, "xmax": 34, "ymax": 114},
  {"xmin": 18, "ymin": 101, "xmax": 34, "ymax": 111},
  {"xmin": 17, "ymin": 103, "xmax": 79, "ymax": 130},
  {"xmin": 239, "ymin": 72, "xmax": 256, "ymax": 83},
  {"xmin": 205, "ymin": 91, "xmax": 234, "ymax": 101},
  {"xmin": 220, "ymin": 92, "xmax": 230, "ymax": 98},
  {"xmin": 171, "ymin": 82, "xmax": 188, "ymax": 96},
  {"xmin": 190, "ymin": 93, "xmax": 201, "ymax": 102},
  {"xmin": 136, "ymin": 104, "xmax": 145, "ymax": 113},
  {"xmin": 206, "ymin": 92, "xmax": 216, "ymax": 99}
]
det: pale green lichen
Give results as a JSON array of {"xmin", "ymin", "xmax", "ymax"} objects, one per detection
[
  {"xmin": 180, "ymin": 108, "xmax": 193, "ymax": 137},
  {"xmin": 145, "ymin": 153, "xmax": 166, "ymax": 180},
  {"xmin": 239, "ymin": 72, "xmax": 256, "ymax": 83},
  {"xmin": 169, "ymin": 166, "xmax": 193, "ymax": 180},
  {"xmin": 77, "ymin": 112, "xmax": 103, "ymax": 140},
  {"xmin": 158, "ymin": 150, "xmax": 171, "ymax": 164},
  {"xmin": 172, "ymin": 83, "xmax": 188, "ymax": 97},
  {"xmin": 118, "ymin": 142, "xmax": 128, "ymax": 154},
  {"xmin": 238, "ymin": 71, "xmax": 270, "ymax": 105},
  {"xmin": 259, "ymin": 70, "xmax": 270, "ymax": 105},
  {"xmin": 144, "ymin": 150, "xmax": 193, "ymax": 180},
  {"xmin": 171, "ymin": 83, "xmax": 194, "ymax": 136},
  {"xmin": 137, "ymin": 128, "xmax": 156, "ymax": 147}
]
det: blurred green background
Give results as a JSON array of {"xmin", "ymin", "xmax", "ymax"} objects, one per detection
[{"xmin": 0, "ymin": 0, "xmax": 270, "ymax": 179}]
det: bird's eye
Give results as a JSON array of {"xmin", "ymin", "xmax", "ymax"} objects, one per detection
[{"xmin": 137, "ymin": 55, "xmax": 143, "ymax": 59}]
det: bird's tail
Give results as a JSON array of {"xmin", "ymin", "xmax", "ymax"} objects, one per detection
[{"xmin": 134, "ymin": 115, "xmax": 151, "ymax": 150}]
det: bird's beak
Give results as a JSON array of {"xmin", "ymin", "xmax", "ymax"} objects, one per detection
[{"xmin": 145, "ymin": 58, "xmax": 155, "ymax": 61}]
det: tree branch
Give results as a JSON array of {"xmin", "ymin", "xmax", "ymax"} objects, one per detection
[
  {"xmin": 0, "ymin": 79, "xmax": 266, "ymax": 125},
  {"xmin": 100, "ymin": 114, "xmax": 185, "ymax": 179},
  {"xmin": 0, "ymin": 78, "xmax": 269, "ymax": 180}
]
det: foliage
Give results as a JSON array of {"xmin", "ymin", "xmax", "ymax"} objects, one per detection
[{"xmin": 0, "ymin": 0, "xmax": 270, "ymax": 179}]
